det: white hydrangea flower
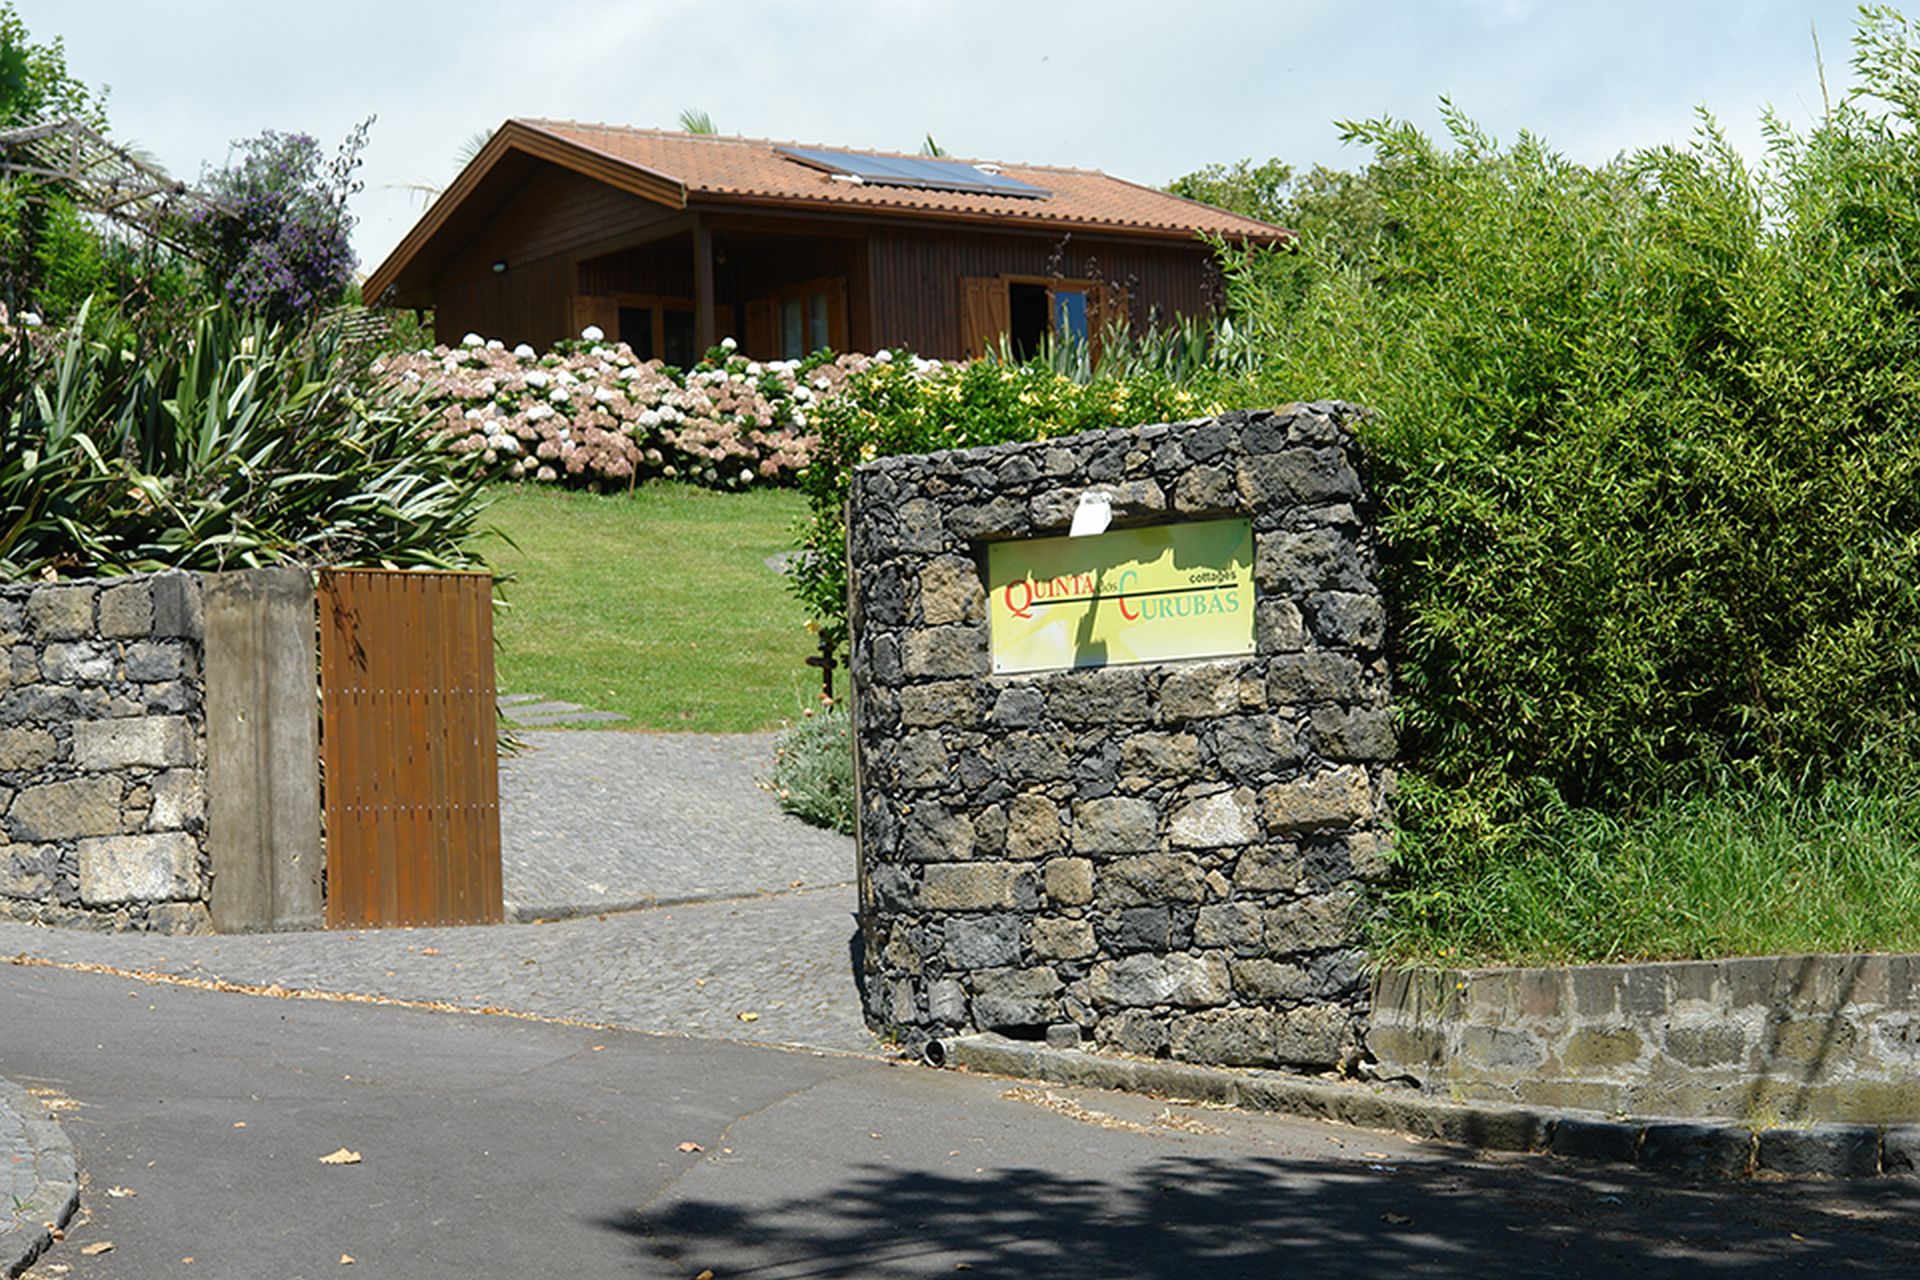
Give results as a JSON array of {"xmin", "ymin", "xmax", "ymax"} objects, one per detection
[
  {"xmin": 464, "ymin": 407, "xmax": 484, "ymax": 420},
  {"xmin": 746, "ymin": 362, "xmax": 762, "ymax": 376},
  {"xmin": 593, "ymin": 386, "xmax": 615, "ymax": 403},
  {"xmin": 486, "ymin": 339, "xmax": 504, "ymax": 351},
  {"xmin": 513, "ymin": 343, "xmax": 536, "ymax": 360},
  {"xmin": 525, "ymin": 370, "xmax": 549, "ymax": 388},
  {"xmin": 549, "ymin": 387, "xmax": 570, "ymax": 403},
  {"xmin": 619, "ymin": 365, "xmax": 640, "ymax": 381},
  {"xmin": 874, "ymin": 349, "xmax": 893, "ymax": 363},
  {"xmin": 527, "ymin": 404, "xmax": 555, "ymax": 422},
  {"xmin": 720, "ymin": 336, "xmax": 737, "ymax": 352},
  {"xmin": 639, "ymin": 409, "xmax": 661, "ymax": 427},
  {"xmin": 462, "ymin": 333, "xmax": 484, "ymax": 347},
  {"xmin": 738, "ymin": 468, "xmax": 753, "ymax": 484},
  {"xmin": 581, "ymin": 325, "xmax": 605, "ymax": 341},
  {"xmin": 792, "ymin": 412, "xmax": 806, "ymax": 428},
  {"xmin": 794, "ymin": 386, "xmax": 813, "ymax": 403}
]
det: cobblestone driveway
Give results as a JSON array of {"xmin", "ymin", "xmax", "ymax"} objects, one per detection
[{"xmin": 0, "ymin": 730, "xmax": 879, "ymax": 1056}]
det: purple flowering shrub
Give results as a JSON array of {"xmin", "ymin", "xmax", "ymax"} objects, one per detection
[
  {"xmin": 188, "ymin": 124, "xmax": 366, "ymax": 322},
  {"xmin": 374, "ymin": 331, "xmax": 943, "ymax": 489}
]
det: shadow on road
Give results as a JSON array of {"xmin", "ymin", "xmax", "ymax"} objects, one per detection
[{"xmin": 604, "ymin": 1151, "xmax": 1920, "ymax": 1278}]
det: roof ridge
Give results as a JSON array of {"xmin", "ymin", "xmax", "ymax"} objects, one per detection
[{"xmin": 515, "ymin": 117, "xmax": 1108, "ymax": 177}]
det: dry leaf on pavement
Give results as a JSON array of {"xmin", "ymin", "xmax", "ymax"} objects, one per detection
[
  {"xmin": 676, "ymin": 1141, "xmax": 704, "ymax": 1153},
  {"xmin": 80, "ymin": 1242, "xmax": 115, "ymax": 1256},
  {"xmin": 319, "ymin": 1148, "xmax": 363, "ymax": 1165},
  {"xmin": 736, "ymin": 1011, "xmax": 760, "ymax": 1022},
  {"xmin": 341, "ymin": 1254, "xmax": 356, "ymax": 1265}
]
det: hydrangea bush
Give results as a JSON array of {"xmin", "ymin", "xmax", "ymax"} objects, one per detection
[{"xmin": 376, "ymin": 329, "xmax": 944, "ymax": 490}]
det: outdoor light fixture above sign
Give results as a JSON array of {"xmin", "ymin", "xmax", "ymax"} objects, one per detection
[{"xmin": 985, "ymin": 519, "xmax": 1255, "ymax": 674}]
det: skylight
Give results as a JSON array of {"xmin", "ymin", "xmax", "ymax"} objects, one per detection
[{"xmin": 776, "ymin": 146, "xmax": 1051, "ymax": 199}]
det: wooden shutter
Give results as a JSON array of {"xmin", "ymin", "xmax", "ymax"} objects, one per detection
[
  {"xmin": 826, "ymin": 278, "xmax": 849, "ymax": 353},
  {"xmin": 568, "ymin": 294, "xmax": 618, "ymax": 341},
  {"xmin": 959, "ymin": 276, "xmax": 1010, "ymax": 360},
  {"xmin": 745, "ymin": 299, "xmax": 776, "ymax": 359}
]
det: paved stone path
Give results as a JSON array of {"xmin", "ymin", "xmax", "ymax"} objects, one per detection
[
  {"xmin": 0, "ymin": 727, "xmax": 876, "ymax": 1057},
  {"xmin": 497, "ymin": 691, "xmax": 628, "ymax": 728},
  {"xmin": 497, "ymin": 729, "xmax": 856, "ymax": 919}
]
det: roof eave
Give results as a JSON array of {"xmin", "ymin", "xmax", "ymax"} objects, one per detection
[
  {"xmin": 364, "ymin": 119, "xmax": 690, "ymax": 304},
  {"xmin": 687, "ymin": 190, "xmax": 1292, "ymax": 246}
]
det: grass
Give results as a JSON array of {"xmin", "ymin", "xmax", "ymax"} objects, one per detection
[
  {"xmin": 1373, "ymin": 775, "xmax": 1920, "ymax": 967},
  {"xmin": 478, "ymin": 482, "xmax": 819, "ymax": 732}
]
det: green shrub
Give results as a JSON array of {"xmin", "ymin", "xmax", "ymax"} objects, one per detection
[
  {"xmin": 1220, "ymin": 9, "xmax": 1920, "ymax": 955},
  {"xmin": 768, "ymin": 701, "xmax": 856, "ymax": 833},
  {"xmin": 0, "ymin": 300, "xmax": 489, "ymax": 578},
  {"xmin": 792, "ymin": 356, "xmax": 1238, "ymax": 655}
]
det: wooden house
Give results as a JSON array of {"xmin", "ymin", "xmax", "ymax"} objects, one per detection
[{"xmin": 364, "ymin": 119, "xmax": 1289, "ymax": 361}]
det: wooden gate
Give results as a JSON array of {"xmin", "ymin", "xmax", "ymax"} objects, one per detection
[{"xmin": 319, "ymin": 569, "xmax": 503, "ymax": 928}]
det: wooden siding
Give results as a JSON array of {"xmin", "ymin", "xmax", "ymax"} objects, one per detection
[
  {"xmin": 434, "ymin": 255, "xmax": 571, "ymax": 349},
  {"xmin": 429, "ymin": 162, "xmax": 684, "ymax": 347},
  {"xmin": 578, "ymin": 239, "xmax": 695, "ymax": 298},
  {"xmin": 868, "ymin": 227, "xmax": 1219, "ymax": 359}
]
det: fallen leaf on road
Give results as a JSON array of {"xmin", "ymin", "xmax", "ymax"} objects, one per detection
[
  {"xmin": 44, "ymin": 1224, "xmax": 63, "ymax": 1241},
  {"xmin": 81, "ymin": 1242, "xmax": 115, "ymax": 1256},
  {"xmin": 1362, "ymin": 1151, "xmax": 1390, "ymax": 1160},
  {"xmin": 695, "ymin": 1271, "xmax": 715, "ymax": 1280},
  {"xmin": 591, "ymin": 1045, "xmax": 605, "ymax": 1052},
  {"xmin": 737, "ymin": 1010, "xmax": 759, "ymax": 1022},
  {"xmin": 105, "ymin": 1185, "xmax": 136, "ymax": 1197},
  {"xmin": 790, "ymin": 879, "xmax": 805, "ymax": 888},
  {"xmin": 319, "ymin": 1148, "xmax": 363, "ymax": 1165},
  {"xmin": 233, "ymin": 1121, "xmax": 247, "ymax": 1128},
  {"xmin": 1382, "ymin": 1213, "xmax": 1412, "ymax": 1226},
  {"xmin": 676, "ymin": 1142, "xmax": 704, "ymax": 1153},
  {"xmin": 341, "ymin": 1254, "xmax": 356, "ymax": 1265},
  {"xmin": 420, "ymin": 948, "xmax": 439, "ymax": 956}
]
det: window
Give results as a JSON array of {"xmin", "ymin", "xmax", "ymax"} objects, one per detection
[
  {"xmin": 748, "ymin": 278, "xmax": 847, "ymax": 360},
  {"xmin": 607, "ymin": 295, "xmax": 697, "ymax": 365},
  {"xmin": 962, "ymin": 276, "xmax": 1116, "ymax": 360}
]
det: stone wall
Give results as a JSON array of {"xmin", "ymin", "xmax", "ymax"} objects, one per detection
[
  {"xmin": 1372, "ymin": 955, "xmax": 1920, "ymax": 1123},
  {"xmin": 0, "ymin": 572, "xmax": 210, "ymax": 932},
  {"xmin": 848, "ymin": 405, "xmax": 1394, "ymax": 1069}
]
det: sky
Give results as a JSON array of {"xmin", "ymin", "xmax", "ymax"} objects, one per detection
[{"xmin": 15, "ymin": 1, "xmax": 1880, "ymax": 273}]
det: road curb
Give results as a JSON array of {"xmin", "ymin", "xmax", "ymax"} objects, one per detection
[
  {"xmin": 0, "ymin": 1078, "xmax": 79, "ymax": 1279},
  {"xmin": 933, "ymin": 1033, "xmax": 1920, "ymax": 1181}
]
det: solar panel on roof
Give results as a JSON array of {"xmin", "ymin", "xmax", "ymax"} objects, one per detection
[{"xmin": 776, "ymin": 146, "xmax": 1051, "ymax": 199}]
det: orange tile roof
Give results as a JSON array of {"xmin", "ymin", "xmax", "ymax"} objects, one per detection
[{"xmin": 518, "ymin": 118, "xmax": 1291, "ymax": 243}]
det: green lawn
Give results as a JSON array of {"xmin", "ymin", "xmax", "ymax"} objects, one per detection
[{"xmin": 478, "ymin": 483, "xmax": 819, "ymax": 732}]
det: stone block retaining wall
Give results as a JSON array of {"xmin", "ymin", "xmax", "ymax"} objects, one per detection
[
  {"xmin": 0, "ymin": 572, "xmax": 210, "ymax": 932},
  {"xmin": 1372, "ymin": 954, "xmax": 1920, "ymax": 1123},
  {"xmin": 848, "ymin": 406, "xmax": 1393, "ymax": 1069}
]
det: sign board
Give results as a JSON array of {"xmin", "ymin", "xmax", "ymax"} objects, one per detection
[{"xmin": 985, "ymin": 519, "xmax": 1255, "ymax": 674}]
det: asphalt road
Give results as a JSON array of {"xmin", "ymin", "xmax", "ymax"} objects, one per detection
[{"xmin": 8, "ymin": 963, "xmax": 1920, "ymax": 1279}]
